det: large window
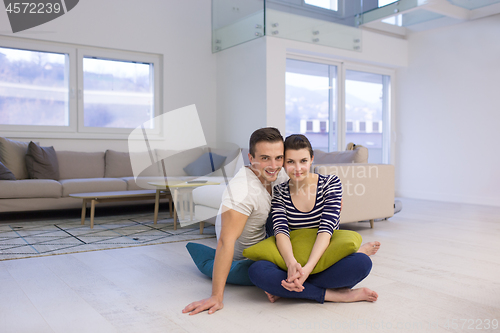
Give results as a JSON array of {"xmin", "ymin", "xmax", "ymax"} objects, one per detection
[
  {"xmin": 0, "ymin": 39, "xmax": 161, "ymax": 138},
  {"xmin": 0, "ymin": 47, "xmax": 69, "ymax": 127},
  {"xmin": 345, "ymin": 69, "xmax": 390, "ymax": 163},
  {"xmin": 83, "ymin": 58, "xmax": 154, "ymax": 129},
  {"xmin": 286, "ymin": 57, "xmax": 393, "ymax": 164}
]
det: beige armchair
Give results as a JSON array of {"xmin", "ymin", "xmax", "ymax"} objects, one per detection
[{"xmin": 313, "ymin": 163, "xmax": 395, "ymax": 227}]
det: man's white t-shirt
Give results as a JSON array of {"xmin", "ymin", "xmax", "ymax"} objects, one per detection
[{"xmin": 215, "ymin": 166, "xmax": 288, "ymax": 260}]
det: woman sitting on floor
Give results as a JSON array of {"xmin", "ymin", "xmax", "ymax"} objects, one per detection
[{"xmin": 248, "ymin": 134, "xmax": 381, "ymax": 304}]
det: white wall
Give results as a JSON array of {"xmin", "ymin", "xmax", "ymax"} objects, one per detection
[
  {"xmin": 216, "ymin": 37, "xmax": 268, "ymax": 148},
  {"xmin": 0, "ymin": 0, "xmax": 217, "ymax": 151},
  {"xmin": 396, "ymin": 14, "xmax": 500, "ymax": 207}
]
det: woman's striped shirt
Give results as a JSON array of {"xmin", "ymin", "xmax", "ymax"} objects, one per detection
[{"xmin": 271, "ymin": 174, "xmax": 343, "ymax": 237}]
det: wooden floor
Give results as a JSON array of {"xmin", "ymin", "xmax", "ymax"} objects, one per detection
[{"xmin": 1, "ymin": 198, "xmax": 499, "ymax": 333}]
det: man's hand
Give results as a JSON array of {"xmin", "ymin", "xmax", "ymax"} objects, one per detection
[
  {"xmin": 182, "ymin": 295, "xmax": 223, "ymax": 315},
  {"xmin": 182, "ymin": 208, "xmax": 247, "ymax": 316}
]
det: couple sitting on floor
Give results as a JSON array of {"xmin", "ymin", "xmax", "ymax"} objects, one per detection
[{"xmin": 183, "ymin": 127, "xmax": 381, "ymax": 315}]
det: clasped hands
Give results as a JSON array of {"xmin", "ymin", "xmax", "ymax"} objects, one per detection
[{"xmin": 281, "ymin": 262, "xmax": 312, "ymax": 292}]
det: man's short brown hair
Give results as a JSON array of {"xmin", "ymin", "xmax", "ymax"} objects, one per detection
[{"xmin": 249, "ymin": 127, "xmax": 284, "ymax": 157}]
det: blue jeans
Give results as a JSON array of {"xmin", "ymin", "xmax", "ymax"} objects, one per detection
[{"xmin": 248, "ymin": 253, "xmax": 372, "ymax": 303}]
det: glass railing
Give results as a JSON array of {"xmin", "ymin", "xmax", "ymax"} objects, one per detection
[
  {"xmin": 212, "ymin": 0, "xmax": 265, "ymax": 53},
  {"xmin": 212, "ymin": 0, "xmax": 367, "ymax": 53},
  {"xmin": 381, "ymin": 8, "xmax": 445, "ymax": 27},
  {"xmin": 212, "ymin": 0, "xmax": 500, "ymax": 53},
  {"xmin": 361, "ymin": 0, "xmax": 428, "ymax": 25},
  {"xmin": 265, "ymin": 8, "xmax": 362, "ymax": 51}
]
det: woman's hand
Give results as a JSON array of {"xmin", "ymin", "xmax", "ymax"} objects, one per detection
[
  {"xmin": 281, "ymin": 262, "xmax": 314, "ymax": 292},
  {"xmin": 282, "ymin": 261, "xmax": 304, "ymax": 292},
  {"xmin": 283, "ymin": 232, "xmax": 331, "ymax": 292},
  {"xmin": 281, "ymin": 264, "xmax": 313, "ymax": 292},
  {"xmin": 295, "ymin": 264, "xmax": 314, "ymax": 289}
]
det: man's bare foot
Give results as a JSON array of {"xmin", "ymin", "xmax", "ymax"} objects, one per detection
[
  {"xmin": 357, "ymin": 241, "xmax": 381, "ymax": 256},
  {"xmin": 324, "ymin": 287, "xmax": 378, "ymax": 303},
  {"xmin": 265, "ymin": 291, "xmax": 281, "ymax": 303}
]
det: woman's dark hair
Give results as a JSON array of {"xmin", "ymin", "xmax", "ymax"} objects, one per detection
[
  {"xmin": 249, "ymin": 127, "xmax": 284, "ymax": 157},
  {"xmin": 284, "ymin": 134, "xmax": 314, "ymax": 158}
]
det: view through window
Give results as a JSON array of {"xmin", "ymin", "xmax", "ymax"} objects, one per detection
[
  {"xmin": 83, "ymin": 58, "xmax": 154, "ymax": 129},
  {"xmin": 0, "ymin": 47, "xmax": 69, "ymax": 126},
  {"xmin": 0, "ymin": 42, "xmax": 160, "ymax": 136},
  {"xmin": 286, "ymin": 58, "xmax": 391, "ymax": 163},
  {"xmin": 345, "ymin": 69, "xmax": 389, "ymax": 163},
  {"xmin": 285, "ymin": 59, "xmax": 336, "ymax": 151}
]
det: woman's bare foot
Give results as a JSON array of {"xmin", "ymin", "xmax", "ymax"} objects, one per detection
[
  {"xmin": 265, "ymin": 291, "xmax": 281, "ymax": 303},
  {"xmin": 324, "ymin": 287, "xmax": 378, "ymax": 303},
  {"xmin": 357, "ymin": 241, "xmax": 381, "ymax": 256}
]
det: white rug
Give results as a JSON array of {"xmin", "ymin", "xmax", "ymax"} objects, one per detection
[{"xmin": 0, "ymin": 212, "xmax": 215, "ymax": 261}]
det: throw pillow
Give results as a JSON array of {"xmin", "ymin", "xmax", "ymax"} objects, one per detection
[
  {"xmin": 183, "ymin": 152, "xmax": 226, "ymax": 177},
  {"xmin": 0, "ymin": 137, "xmax": 30, "ymax": 179},
  {"xmin": 0, "ymin": 161, "xmax": 16, "ymax": 180},
  {"xmin": 210, "ymin": 152, "xmax": 244, "ymax": 178},
  {"xmin": 104, "ymin": 150, "xmax": 133, "ymax": 178},
  {"xmin": 186, "ymin": 242, "xmax": 254, "ymax": 286},
  {"xmin": 25, "ymin": 142, "xmax": 60, "ymax": 180},
  {"xmin": 242, "ymin": 228, "xmax": 362, "ymax": 274}
]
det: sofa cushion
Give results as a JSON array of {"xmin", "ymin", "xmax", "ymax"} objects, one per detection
[
  {"xmin": 0, "ymin": 179, "xmax": 62, "ymax": 199},
  {"xmin": 0, "ymin": 161, "xmax": 16, "ymax": 180},
  {"xmin": 313, "ymin": 146, "xmax": 368, "ymax": 164},
  {"xmin": 183, "ymin": 152, "xmax": 226, "ymax": 177},
  {"xmin": 0, "ymin": 137, "xmax": 30, "ymax": 179},
  {"xmin": 105, "ymin": 150, "xmax": 133, "ymax": 178},
  {"xmin": 60, "ymin": 178, "xmax": 127, "ymax": 197},
  {"xmin": 57, "ymin": 151, "xmax": 105, "ymax": 179},
  {"xmin": 194, "ymin": 205, "xmax": 218, "ymax": 224},
  {"xmin": 192, "ymin": 184, "xmax": 227, "ymax": 209},
  {"xmin": 108, "ymin": 150, "xmax": 160, "ymax": 179},
  {"xmin": 25, "ymin": 142, "xmax": 60, "ymax": 180}
]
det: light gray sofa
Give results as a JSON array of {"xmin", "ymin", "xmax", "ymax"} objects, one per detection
[
  {"xmin": 0, "ymin": 149, "xmax": 151, "ymax": 213},
  {"xmin": 0, "ymin": 137, "xmax": 243, "ymax": 214}
]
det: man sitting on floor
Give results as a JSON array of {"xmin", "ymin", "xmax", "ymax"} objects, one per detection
[{"xmin": 183, "ymin": 127, "xmax": 288, "ymax": 315}]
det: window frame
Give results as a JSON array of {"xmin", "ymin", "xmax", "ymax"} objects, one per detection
[
  {"xmin": 77, "ymin": 47, "xmax": 162, "ymax": 136},
  {"xmin": 286, "ymin": 53, "xmax": 396, "ymax": 164},
  {"xmin": 0, "ymin": 38, "xmax": 77, "ymax": 134},
  {"xmin": 342, "ymin": 62, "xmax": 395, "ymax": 164},
  {"xmin": 0, "ymin": 37, "xmax": 162, "ymax": 140}
]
